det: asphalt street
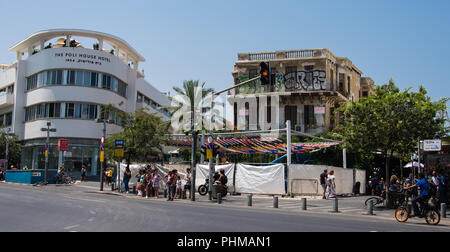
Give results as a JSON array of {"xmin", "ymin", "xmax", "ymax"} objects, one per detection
[{"xmin": 0, "ymin": 183, "xmax": 448, "ymax": 232}]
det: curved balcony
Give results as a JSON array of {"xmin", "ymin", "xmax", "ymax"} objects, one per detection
[{"xmin": 9, "ymin": 29, "xmax": 145, "ymax": 77}]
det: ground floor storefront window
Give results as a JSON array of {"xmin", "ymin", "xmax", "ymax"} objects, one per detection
[{"xmin": 21, "ymin": 138, "xmax": 99, "ymax": 178}]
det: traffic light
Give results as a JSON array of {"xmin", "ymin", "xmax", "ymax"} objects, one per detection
[
  {"xmin": 200, "ymin": 144, "xmax": 207, "ymax": 155},
  {"xmin": 260, "ymin": 62, "xmax": 271, "ymax": 85}
]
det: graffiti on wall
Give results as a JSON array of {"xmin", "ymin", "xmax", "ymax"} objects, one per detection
[
  {"xmin": 284, "ymin": 70, "xmax": 327, "ymax": 91},
  {"xmin": 236, "ymin": 69, "xmax": 328, "ymax": 94}
]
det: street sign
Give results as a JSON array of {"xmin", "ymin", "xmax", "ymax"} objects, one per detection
[
  {"xmin": 114, "ymin": 139, "xmax": 125, "ymax": 149},
  {"xmin": 206, "ymin": 136, "xmax": 213, "ymax": 145},
  {"xmin": 423, "ymin": 139, "xmax": 442, "ymax": 152},
  {"xmin": 57, "ymin": 139, "xmax": 69, "ymax": 151},
  {"xmin": 114, "ymin": 139, "xmax": 125, "ymax": 158}
]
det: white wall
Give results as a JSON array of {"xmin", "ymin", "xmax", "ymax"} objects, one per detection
[{"xmin": 289, "ymin": 164, "xmax": 366, "ymax": 195}]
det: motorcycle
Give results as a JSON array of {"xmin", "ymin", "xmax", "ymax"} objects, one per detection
[{"xmin": 198, "ymin": 178, "xmax": 228, "ymax": 197}]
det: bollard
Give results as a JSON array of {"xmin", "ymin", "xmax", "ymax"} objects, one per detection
[
  {"xmin": 217, "ymin": 193, "xmax": 222, "ymax": 204},
  {"xmin": 332, "ymin": 198, "xmax": 339, "ymax": 213},
  {"xmin": 111, "ymin": 183, "xmax": 115, "ymax": 191},
  {"xmin": 164, "ymin": 189, "xmax": 168, "ymax": 198},
  {"xmin": 367, "ymin": 200, "xmax": 374, "ymax": 215},
  {"xmin": 442, "ymin": 203, "xmax": 447, "ymax": 218},
  {"xmin": 301, "ymin": 198, "xmax": 307, "ymax": 211},
  {"xmin": 273, "ymin": 196, "xmax": 278, "ymax": 208},
  {"xmin": 248, "ymin": 194, "xmax": 253, "ymax": 207},
  {"xmin": 182, "ymin": 190, "xmax": 186, "ymax": 199},
  {"xmin": 132, "ymin": 185, "xmax": 136, "ymax": 194}
]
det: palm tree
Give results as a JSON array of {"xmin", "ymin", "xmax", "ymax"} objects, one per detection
[{"xmin": 169, "ymin": 80, "xmax": 217, "ymax": 133}]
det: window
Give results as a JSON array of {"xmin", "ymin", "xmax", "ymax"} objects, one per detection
[
  {"xmin": 362, "ymin": 91, "xmax": 368, "ymax": 97},
  {"xmin": 66, "ymin": 103, "xmax": 75, "ymax": 118},
  {"xmin": 90, "ymin": 72, "xmax": 98, "ymax": 87},
  {"xmin": 347, "ymin": 76, "xmax": 351, "ymax": 95},
  {"xmin": 330, "ymin": 69, "xmax": 334, "ymax": 90},
  {"xmin": 75, "ymin": 104, "xmax": 82, "ymax": 118},
  {"xmin": 89, "ymin": 104, "xmax": 97, "ymax": 119},
  {"xmin": 83, "ymin": 71, "xmax": 91, "ymax": 86},
  {"xmin": 339, "ymin": 74, "xmax": 345, "ymax": 92},
  {"xmin": 81, "ymin": 104, "xmax": 89, "ymax": 119},
  {"xmin": 27, "ymin": 70, "xmax": 126, "ymax": 97},
  {"xmin": 5, "ymin": 113, "xmax": 12, "ymax": 126},
  {"xmin": 249, "ymin": 69, "xmax": 258, "ymax": 78},
  {"xmin": 304, "ymin": 65, "xmax": 314, "ymax": 71}
]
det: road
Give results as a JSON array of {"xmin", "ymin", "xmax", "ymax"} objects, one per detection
[{"xmin": 0, "ymin": 183, "xmax": 448, "ymax": 232}]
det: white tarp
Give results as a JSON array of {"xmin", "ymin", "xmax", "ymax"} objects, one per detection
[
  {"xmin": 196, "ymin": 164, "xmax": 235, "ymax": 191},
  {"xmin": 235, "ymin": 164, "xmax": 285, "ymax": 195},
  {"xmin": 289, "ymin": 165, "xmax": 366, "ymax": 195}
]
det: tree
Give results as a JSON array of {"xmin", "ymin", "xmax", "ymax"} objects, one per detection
[
  {"xmin": 104, "ymin": 109, "xmax": 169, "ymax": 168},
  {"xmin": 169, "ymin": 80, "xmax": 214, "ymax": 133},
  {"xmin": 334, "ymin": 79, "xmax": 448, "ymax": 195},
  {"xmin": 0, "ymin": 133, "xmax": 21, "ymax": 169}
]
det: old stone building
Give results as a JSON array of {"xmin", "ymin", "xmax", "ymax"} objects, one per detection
[{"xmin": 228, "ymin": 48, "xmax": 375, "ymax": 133}]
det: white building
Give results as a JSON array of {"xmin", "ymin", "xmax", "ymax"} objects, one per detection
[{"xmin": 0, "ymin": 29, "xmax": 170, "ymax": 176}]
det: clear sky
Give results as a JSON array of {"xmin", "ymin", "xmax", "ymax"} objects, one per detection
[{"xmin": 0, "ymin": 0, "xmax": 449, "ymax": 103}]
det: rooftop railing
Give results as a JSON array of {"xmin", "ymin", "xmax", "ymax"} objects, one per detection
[{"xmin": 239, "ymin": 49, "xmax": 330, "ymax": 61}]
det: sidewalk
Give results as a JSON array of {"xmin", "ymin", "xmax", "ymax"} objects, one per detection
[{"xmin": 74, "ymin": 181, "xmax": 450, "ymax": 226}]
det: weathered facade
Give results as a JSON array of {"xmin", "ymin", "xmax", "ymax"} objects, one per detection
[{"xmin": 228, "ymin": 48, "xmax": 375, "ymax": 133}]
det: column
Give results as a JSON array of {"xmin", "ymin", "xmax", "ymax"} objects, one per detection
[{"xmin": 66, "ymin": 35, "xmax": 71, "ymax": 47}]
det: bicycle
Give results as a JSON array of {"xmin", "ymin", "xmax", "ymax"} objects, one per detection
[
  {"xmin": 365, "ymin": 190, "xmax": 405, "ymax": 208},
  {"xmin": 395, "ymin": 190, "xmax": 440, "ymax": 225}
]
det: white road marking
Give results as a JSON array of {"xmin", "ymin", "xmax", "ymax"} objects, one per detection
[{"xmin": 64, "ymin": 224, "xmax": 80, "ymax": 230}]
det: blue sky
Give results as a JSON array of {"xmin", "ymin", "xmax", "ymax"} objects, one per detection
[{"xmin": 0, "ymin": 0, "xmax": 449, "ymax": 103}]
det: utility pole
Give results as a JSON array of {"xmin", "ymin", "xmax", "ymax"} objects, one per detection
[
  {"xmin": 97, "ymin": 118, "xmax": 112, "ymax": 191},
  {"xmin": 286, "ymin": 120, "xmax": 291, "ymax": 195},
  {"xmin": 40, "ymin": 122, "xmax": 56, "ymax": 184}
]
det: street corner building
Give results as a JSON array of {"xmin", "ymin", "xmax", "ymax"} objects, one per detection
[
  {"xmin": 228, "ymin": 49, "xmax": 376, "ymax": 134},
  {"xmin": 0, "ymin": 29, "xmax": 171, "ymax": 177}
]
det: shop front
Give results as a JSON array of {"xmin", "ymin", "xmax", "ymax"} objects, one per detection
[{"xmin": 21, "ymin": 138, "xmax": 100, "ymax": 178}]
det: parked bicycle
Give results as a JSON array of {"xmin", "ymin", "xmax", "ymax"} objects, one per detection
[
  {"xmin": 395, "ymin": 189, "xmax": 440, "ymax": 225},
  {"xmin": 55, "ymin": 172, "xmax": 76, "ymax": 184},
  {"xmin": 365, "ymin": 190, "xmax": 405, "ymax": 208}
]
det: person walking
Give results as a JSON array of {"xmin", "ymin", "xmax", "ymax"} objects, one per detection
[
  {"xmin": 439, "ymin": 171, "xmax": 448, "ymax": 206},
  {"xmin": 152, "ymin": 169, "xmax": 162, "ymax": 199},
  {"xmin": 166, "ymin": 171, "xmax": 175, "ymax": 201},
  {"xmin": 320, "ymin": 169, "xmax": 328, "ymax": 199},
  {"xmin": 81, "ymin": 165, "xmax": 87, "ymax": 182},
  {"xmin": 184, "ymin": 168, "xmax": 191, "ymax": 199},
  {"xmin": 145, "ymin": 170, "xmax": 153, "ymax": 199},
  {"xmin": 175, "ymin": 176, "xmax": 182, "ymax": 199},
  {"xmin": 325, "ymin": 170, "xmax": 336, "ymax": 199},
  {"xmin": 123, "ymin": 167, "xmax": 131, "ymax": 194}
]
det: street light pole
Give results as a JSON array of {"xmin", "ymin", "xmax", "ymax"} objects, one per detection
[{"xmin": 41, "ymin": 122, "xmax": 56, "ymax": 184}]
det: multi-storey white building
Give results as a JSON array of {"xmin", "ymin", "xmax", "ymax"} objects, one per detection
[{"xmin": 0, "ymin": 29, "xmax": 170, "ymax": 176}]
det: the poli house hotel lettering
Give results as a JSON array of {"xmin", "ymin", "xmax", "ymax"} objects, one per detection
[{"xmin": 54, "ymin": 52, "xmax": 111, "ymax": 65}]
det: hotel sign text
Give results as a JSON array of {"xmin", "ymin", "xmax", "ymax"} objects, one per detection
[{"xmin": 54, "ymin": 52, "xmax": 111, "ymax": 66}]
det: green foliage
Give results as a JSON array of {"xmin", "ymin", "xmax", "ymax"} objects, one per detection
[
  {"xmin": 0, "ymin": 133, "xmax": 21, "ymax": 167},
  {"xmin": 334, "ymin": 79, "xmax": 448, "ymax": 168},
  {"xmin": 104, "ymin": 109, "xmax": 169, "ymax": 164}
]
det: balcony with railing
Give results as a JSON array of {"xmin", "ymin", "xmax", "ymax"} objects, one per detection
[{"xmin": 238, "ymin": 48, "xmax": 334, "ymax": 62}]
